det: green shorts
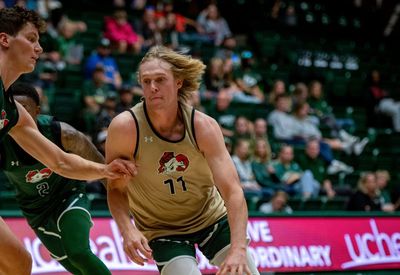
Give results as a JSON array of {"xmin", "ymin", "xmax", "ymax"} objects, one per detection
[
  {"xmin": 149, "ymin": 215, "xmax": 230, "ymax": 271},
  {"xmin": 33, "ymin": 192, "xmax": 92, "ymax": 260}
]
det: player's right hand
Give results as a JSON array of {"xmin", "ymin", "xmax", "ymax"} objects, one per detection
[{"xmin": 122, "ymin": 227, "xmax": 153, "ymax": 265}]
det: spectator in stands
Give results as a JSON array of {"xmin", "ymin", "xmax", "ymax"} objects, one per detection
[
  {"xmin": 207, "ymin": 89, "xmax": 235, "ymax": 137},
  {"xmin": 39, "ymin": 20, "xmax": 65, "ymax": 71},
  {"xmin": 196, "ymin": 3, "xmax": 235, "ymax": 47},
  {"xmin": 296, "ymin": 139, "xmax": 336, "ymax": 198},
  {"xmin": 365, "ymin": 69, "xmax": 400, "ymax": 132},
  {"xmin": 36, "ymin": 3, "xmax": 86, "ymax": 43},
  {"xmin": 206, "ymin": 61, "xmax": 261, "ymax": 104},
  {"xmin": 375, "ymin": 170, "xmax": 396, "ymax": 212},
  {"xmin": 268, "ymin": 79, "xmax": 286, "ymax": 104},
  {"xmin": 33, "ymin": 19, "xmax": 63, "ymax": 113},
  {"xmin": 205, "ymin": 55, "xmax": 260, "ymax": 104},
  {"xmin": 96, "ymin": 92, "xmax": 118, "ymax": 135},
  {"xmin": 233, "ymin": 116, "xmax": 253, "ymax": 144},
  {"xmin": 82, "ymin": 65, "xmax": 110, "ymax": 137},
  {"xmin": 56, "ymin": 17, "xmax": 86, "ymax": 65},
  {"xmin": 203, "ymin": 57, "xmax": 229, "ymax": 99},
  {"xmin": 214, "ymin": 37, "xmax": 240, "ymax": 70},
  {"xmin": 347, "ymin": 172, "xmax": 383, "ymax": 211},
  {"xmin": 104, "ymin": 8, "xmax": 143, "ymax": 53},
  {"xmin": 35, "ymin": 0, "xmax": 62, "ymax": 20},
  {"xmin": 234, "ymin": 51, "xmax": 265, "ymax": 103},
  {"xmin": 259, "ymin": 191, "xmax": 293, "ymax": 214},
  {"xmin": 135, "ymin": 6, "xmax": 161, "ymax": 49},
  {"xmin": 153, "ymin": 5, "xmax": 178, "ymax": 48},
  {"xmin": 82, "ymin": 65, "xmax": 110, "ymax": 115},
  {"xmin": 154, "ymin": 1, "xmax": 204, "ymax": 48},
  {"xmin": 268, "ymin": 95, "xmax": 352, "ymax": 175},
  {"xmin": 250, "ymin": 118, "xmax": 273, "ymax": 154},
  {"xmin": 84, "ymin": 38, "xmax": 122, "ymax": 90},
  {"xmin": 251, "ymin": 138, "xmax": 277, "ymax": 191},
  {"xmin": 271, "ymin": 145, "xmax": 320, "ymax": 199},
  {"xmin": 308, "ymin": 80, "xmax": 356, "ymax": 139},
  {"xmin": 268, "ymin": 94, "xmax": 296, "ymax": 141},
  {"xmin": 291, "ymin": 82, "xmax": 308, "ymax": 106},
  {"xmin": 115, "ymin": 84, "xmax": 136, "ymax": 114},
  {"xmin": 292, "ymin": 102, "xmax": 368, "ymax": 157},
  {"xmin": 232, "ymin": 139, "xmax": 272, "ymax": 200}
]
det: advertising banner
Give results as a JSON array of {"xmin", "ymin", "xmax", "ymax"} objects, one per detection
[{"xmin": 5, "ymin": 216, "xmax": 400, "ymax": 274}]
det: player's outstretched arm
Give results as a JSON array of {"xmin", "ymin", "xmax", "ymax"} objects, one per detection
[
  {"xmin": 60, "ymin": 121, "xmax": 105, "ymax": 164},
  {"xmin": 106, "ymin": 112, "xmax": 152, "ymax": 265},
  {"xmin": 9, "ymin": 103, "xmax": 136, "ymax": 180},
  {"xmin": 60, "ymin": 121, "xmax": 109, "ymax": 186},
  {"xmin": 194, "ymin": 111, "xmax": 252, "ymax": 275}
]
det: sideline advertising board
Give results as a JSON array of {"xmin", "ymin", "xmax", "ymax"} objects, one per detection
[{"xmin": 5, "ymin": 216, "xmax": 400, "ymax": 274}]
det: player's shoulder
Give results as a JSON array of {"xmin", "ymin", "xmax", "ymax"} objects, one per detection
[
  {"xmin": 110, "ymin": 110, "xmax": 136, "ymax": 128},
  {"xmin": 193, "ymin": 109, "xmax": 221, "ymax": 144},
  {"xmin": 193, "ymin": 109, "xmax": 219, "ymax": 130}
]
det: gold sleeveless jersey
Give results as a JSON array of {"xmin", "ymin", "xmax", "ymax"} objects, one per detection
[{"xmin": 128, "ymin": 101, "xmax": 227, "ymax": 241}]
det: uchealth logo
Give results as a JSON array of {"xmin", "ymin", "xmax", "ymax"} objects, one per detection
[
  {"xmin": 0, "ymin": 109, "xmax": 9, "ymax": 129},
  {"xmin": 158, "ymin": 152, "xmax": 189, "ymax": 174},
  {"xmin": 26, "ymin": 168, "xmax": 53, "ymax": 183},
  {"xmin": 342, "ymin": 219, "xmax": 400, "ymax": 269}
]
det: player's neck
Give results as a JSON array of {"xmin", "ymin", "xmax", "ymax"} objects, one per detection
[
  {"xmin": 147, "ymin": 104, "xmax": 184, "ymax": 140},
  {"xmin": 0, "ymin": 58, "xmax": 20, "ymax": 90}
]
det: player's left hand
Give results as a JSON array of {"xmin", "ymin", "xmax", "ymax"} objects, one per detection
[{"xmin": 216, "ymin": 247, "xmax": 252, "ymax": 275}]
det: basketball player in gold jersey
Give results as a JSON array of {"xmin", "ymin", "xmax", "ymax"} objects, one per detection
[{"xmin": 106, "ymin": 46, "xmax": 259, "ymax": 274}]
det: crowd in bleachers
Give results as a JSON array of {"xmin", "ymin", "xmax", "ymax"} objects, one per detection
[{"xmin": 1, "ymin": 0, "xmax": 400, "ymax": 214}]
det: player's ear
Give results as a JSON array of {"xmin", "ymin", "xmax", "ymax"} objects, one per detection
[
  {"xmin": 35, "ymin": 105, "xmax": 41, "ymax": 116},
  {"xmin": 0, "ymin": 32, "xmax": 10, "ymax": 48},
  {"xmin": 176, "ymin": 79, "xmax": 183, "ymax": 89}
]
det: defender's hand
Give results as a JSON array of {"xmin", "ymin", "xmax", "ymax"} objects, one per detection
[{"xmin": 104, "ymin": 159, "xmax": 138, "ymax": 179}]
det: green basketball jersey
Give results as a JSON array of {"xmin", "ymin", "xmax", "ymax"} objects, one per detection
[
  {"xmin": 128, "ymin": 101, "xmax": 227, "ymax": 241},
  {"xmin": 0, "ymin": 115, "xmax": 85, "ymax": 228},
  {"xmin": 0, "ymin": 78, "xmax": 19, "ymax": 140}
]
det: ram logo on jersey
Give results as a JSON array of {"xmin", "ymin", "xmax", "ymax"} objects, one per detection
[
  {"xmin": 158, "ymin": 152, "xmax": 189, "ymax": 174},
  {"xmin": 25, "ymin": 168, "xmax": 53, "ymax": 183},
  {"xmin": 0, "ymin": 110, "xmax": 9, "ymax": 130}
]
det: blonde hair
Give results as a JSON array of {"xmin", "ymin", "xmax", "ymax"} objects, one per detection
[
  {"xmin": 138, "ymin": 46, "xmax": 206, "ymax": 102},
  {"xmin": 253, "ymin": 137, "xmax": 272, "ymax": 163},
  {"xmin": 376, "ymin": 170, "xmax": 391, "ymax": 181},
  {"xmin": 358, "ymin": 172, "xmax": 379, "ymax": 195}
]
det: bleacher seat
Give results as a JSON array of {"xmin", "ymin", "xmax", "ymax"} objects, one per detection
[{"xmin": 321, "ymin": 197, "xmax": 348, "ymax": 211}]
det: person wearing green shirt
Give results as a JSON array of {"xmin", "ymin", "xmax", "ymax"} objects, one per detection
[
  {"xmin": 251, "ymin": 138, "xmax": 276, "ymax": 190},
  {"xmin": 296, "ymin": 139, "xmax": 335, "ymax": 198},
  {"xmin": 271, "ymin": 144, "xmax": 320, "ymax": 199},
  {"xmin": 82, "ymin": 65, "xmax": 111, "ymax": 136},
  {"xmin": 308, "ymin": 80, "xmax": 357, "ymax": 140},
  {"xmin": 0, "ymin": 6, "xmax": 135, "ymax": 275},
  {"xmin": 1, "ymin": 83, "xmax": 112, "ymax": 274}
]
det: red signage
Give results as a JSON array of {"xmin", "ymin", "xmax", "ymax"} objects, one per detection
[{"xmin": 5, "ymin": 216, "xmax": 400, "ymax": 274}]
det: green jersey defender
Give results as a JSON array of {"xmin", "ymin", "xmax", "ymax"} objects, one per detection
[
  {"xmin": 0, "ymin": 115, "xmax": 85, "ymax": 227},
  {"xmin": 0, "ymin": 114, "xmax": 111, "ymax": 275}
]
